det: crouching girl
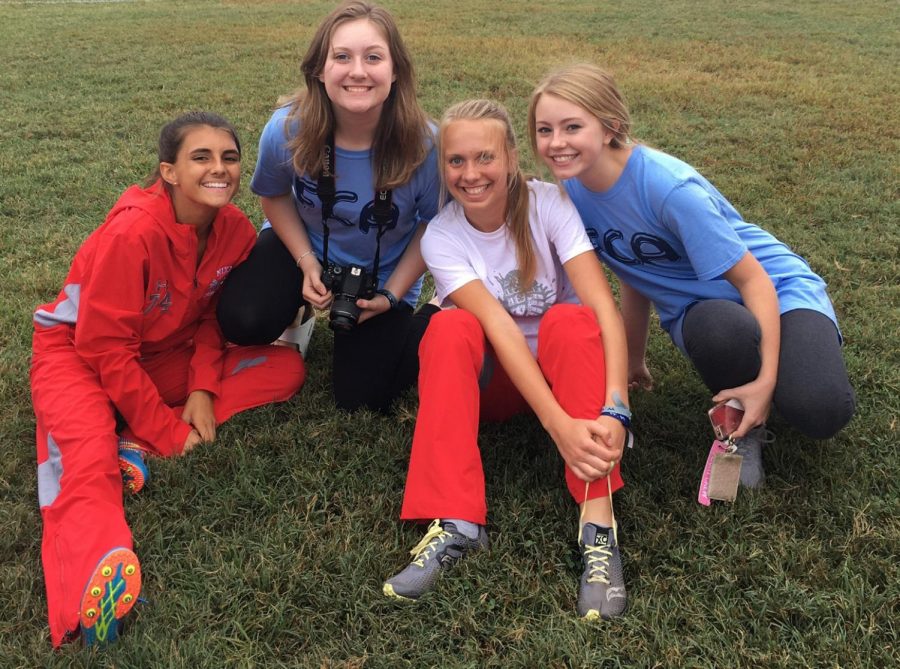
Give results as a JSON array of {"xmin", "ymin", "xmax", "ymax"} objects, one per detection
[{"xmin": 383, "ymin": 100, "xmax": 632, "ymax": 620}]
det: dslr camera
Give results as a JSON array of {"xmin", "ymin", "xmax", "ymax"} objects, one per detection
[{"xmin": 322, "ymin": 263, "xmax": 376, "ymax": 332}]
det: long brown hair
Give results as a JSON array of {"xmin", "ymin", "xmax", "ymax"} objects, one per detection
[
  {"xmin": 280, "ymin": 0, "xmax": 430, "ymax": 190},
  {"xmin": 439, "ymin": 99, "xmax": 536, "ymax": 291},
  {"xmin": 528, "ymin": 63, "xmax": 632, "ymax": 162}
]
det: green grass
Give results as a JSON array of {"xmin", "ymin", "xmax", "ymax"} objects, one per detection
[{"xmin": 1, "ymin": 0, "xmax": 898, "ymax": 666}]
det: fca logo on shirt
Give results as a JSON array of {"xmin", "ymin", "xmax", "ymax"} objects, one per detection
[
  {"xmin": 294, "ymin": 176, "xmax": 358, "ymax": 227},
  {"xmin": 144, "ymin": 280, "xmax": 172, "ymax": 314},
  {"xmin": 587, "ymin": 229, "xmax": 681, "ymax": 266}
]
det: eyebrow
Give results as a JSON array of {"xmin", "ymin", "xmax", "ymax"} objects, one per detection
[
  {"xmin": 331, "ymin": 43, "xmax": 388, "ymax": 52},
  {"xmin": 188, "ymin": 148, "xmax": 240, "ymax": 156},
  {"xmin": 537, "ymin": 116, "xmax": 583, "ymax": 125}
]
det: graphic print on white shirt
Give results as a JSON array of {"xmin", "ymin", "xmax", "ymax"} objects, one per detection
[{"xmin": 492, "ymin": 269, "xmax": 556, "ymax": 317}]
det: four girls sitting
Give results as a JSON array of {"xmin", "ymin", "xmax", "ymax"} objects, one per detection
[{"xmin": 28, "ymin": 0, "xmax": 854, "ymax": 648}]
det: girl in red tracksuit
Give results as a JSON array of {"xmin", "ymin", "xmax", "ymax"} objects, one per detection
[{"xmin": 31, "ymin": 112, "xmax": 305, "ymax": 648}]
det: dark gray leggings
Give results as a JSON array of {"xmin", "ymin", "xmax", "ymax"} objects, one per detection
[{"xmin": 681, "ymin": 301, "xmax": 856, "ymax": 439}]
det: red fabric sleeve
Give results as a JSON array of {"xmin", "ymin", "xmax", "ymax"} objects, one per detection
[
  {"xmin": 187, "ymin": 303, "xmax": 225, "ymax": 397},
  {"xmin": 74, "ymin": 226, "xmax": 192, "ymax": 456}
]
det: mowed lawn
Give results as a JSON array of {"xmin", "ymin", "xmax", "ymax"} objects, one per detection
[{"xmin": 0, "ymin": 1, "xmax": 897, "ymax": 667}]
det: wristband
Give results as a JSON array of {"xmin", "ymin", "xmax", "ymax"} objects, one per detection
[
  {"xmin": 295, "ymin": 250, "xmax": 314, "ymax": 267},
  {"xmin": 601, "ymin": 407, "xmax": 632, "ymax": 429},
  {"xmin": 376, "ymin": 288, "xmax": 399, "ymax": 310}
]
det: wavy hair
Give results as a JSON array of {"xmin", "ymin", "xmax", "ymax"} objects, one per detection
[{"xmin": 280, "ymin": 1, "xmax": 430, "ymax": 189}]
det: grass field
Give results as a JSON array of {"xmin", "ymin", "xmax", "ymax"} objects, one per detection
[{"xmin": 1, "ymin": 0, "xmax": 898, "ymax": 666}]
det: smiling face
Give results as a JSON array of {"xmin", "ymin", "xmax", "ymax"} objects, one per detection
[
  {"xmin": 533, "ymin": 93, "xmax": 614, "ymax": 186},
  {"xmin": 320, "ymin": 18, "xmax": 396, "ymax": 121},
  {"xmin": 160, "ymin": 125, "xmax": 241, "ymax": 226},
  {"xmin": 442, "ymin": 119, "xmax": 514, "ymax": 232}
]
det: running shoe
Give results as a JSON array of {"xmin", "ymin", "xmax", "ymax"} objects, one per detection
[
  {"xmin": 733, "ymin": 426, "xmax": 775, "ymax": 488},
  {"xmin": 118, "ymin": 440, "xmax": 149, "ymax": 495},
  {"xmin": 79, "ymin": 547, "xmax": 142, "ymax": 647},
  {"xmin": 383, "ymin": 519, "xmax": 488, "ymax": 601},
  {"xmin": 578, "ymin": 522, "xmax": 627, "ymax": 620}
]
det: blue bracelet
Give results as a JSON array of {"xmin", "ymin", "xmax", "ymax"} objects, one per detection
[{"xmin": 601, "ymin": 408, "xmax": 632, "ymax": 429}]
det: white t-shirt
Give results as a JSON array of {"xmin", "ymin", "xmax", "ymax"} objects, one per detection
[{"xmin": 422, "ymin": 180, "xmax": 594, "ymax": 354}]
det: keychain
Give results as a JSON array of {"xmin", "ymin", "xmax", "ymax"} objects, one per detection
[{"xmin": 698, "ymin": 400, "xmax": 744, "ymax": 505}]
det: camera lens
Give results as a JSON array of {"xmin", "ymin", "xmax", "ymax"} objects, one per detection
[{"xmin": 329, "ymin": 297, "xmax": 362, "ymax": 332}]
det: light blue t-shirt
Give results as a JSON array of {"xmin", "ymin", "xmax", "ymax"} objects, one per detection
[
  {"xmin": 565, "ymin": 145, "xmax": 838, "ymax": 353},
  {"xmin": 251, "ymin": 105, "xmax": 440, "ymax": 306}
]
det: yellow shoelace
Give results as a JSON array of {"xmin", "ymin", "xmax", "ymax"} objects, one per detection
[
  {"xmin": 577, "ymin": 475, "xmax": 618, "ymax": 545},
  {"xmin": 583, "ymin": 542, "xmax": 613, "ymax": 584},
  {"xmin": 409, "ymin": 519, "xmax": 450, "ymax": 567}
]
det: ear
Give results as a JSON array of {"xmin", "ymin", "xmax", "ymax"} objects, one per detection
[
  {"xmin": 604, "ymin": 120, "xmax": 621, "ymax": 145},
  {"xmin": 159, "ymin": 162, "xmax": 178, "ymax": 186}
]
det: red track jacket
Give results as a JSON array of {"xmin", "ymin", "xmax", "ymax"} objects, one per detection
[{"xmin": 33, "ymin": 180, "xmax": 256, "ymax": 455}]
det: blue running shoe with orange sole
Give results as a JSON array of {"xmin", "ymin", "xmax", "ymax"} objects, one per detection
[
  {"xmin": 79, "ymin": 547, "xmax": 142, "ymax": 647},
  {"xmin": 118, "ymin": 440, "xmax": 149, "ymax": 495}
]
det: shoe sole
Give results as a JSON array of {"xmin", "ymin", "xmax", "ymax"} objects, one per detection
[
  {"xmin": 80, "ymin": 547, "xmax": 142, "ymax": 647},
  {"xmin": 118, "ymin": 448, "xmax": 148, "ymax": 495}
]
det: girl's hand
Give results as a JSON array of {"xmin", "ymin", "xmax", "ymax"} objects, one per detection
[
  {"xmin": 712, "ymin": 377, "xmax": 775, "ymax": 439},
  {"xmin": 355, "ymin": 293, "xmax": 392, "ymax": 325},
  {"xmin": 595, "ymin": 414, "xmax": 628, "ymax": 459},
  {"xmin": 182, "ymin": 428, "xmax": 203, "ymax": 454},
  {"xmin": 628, "ymin": 360, "xmax": 654, "ymax": 391},
  {"xmin": 182, "ymin": 390, "xmax": 216, "ymax": 442},
  {"xmin": 549, "ymin": 415, "xmax": 622, "ymax": 482},
  {"xmin": 299, "ymin": 255, "xmax": 332, "ymax": 310}
]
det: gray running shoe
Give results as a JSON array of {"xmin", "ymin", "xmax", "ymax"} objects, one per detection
[
  {"xmin": 733, "ymin": 426, "xmax": 775, "ymax": 489},
  {"xmin": 383, "ymin": 519, "xmax": 488, "ymax": 601},
  {"xmin": 578, "ymin": 522, "xmax": 627, "ymax": 620}
]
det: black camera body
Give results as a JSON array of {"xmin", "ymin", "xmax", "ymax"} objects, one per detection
[{"xmin": 322, "ymin": 263, "xmax": 376, "ymax": 332}]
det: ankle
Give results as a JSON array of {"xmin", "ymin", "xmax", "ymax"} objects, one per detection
[{"xmin": 442, "ymin": 518, "xmax": 482, "ymax": 540}]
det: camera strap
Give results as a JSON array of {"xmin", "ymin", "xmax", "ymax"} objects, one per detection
[{"xmin": 318, "ymin": 134, "xmax": 393, "ymax": 281}]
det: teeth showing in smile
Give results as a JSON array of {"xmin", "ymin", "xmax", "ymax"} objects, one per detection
[
  {"xmin": 344, "ymin": 86, "xmax": 370, "ymax": 92},
  {"xmin": 551, "ymin": 154, "xmax": 577, "ymax": 164},
  {"xmin": 203, "ymin": 182, "xmax": 229, "ymax": 189},
  {"xmin": 462, "ymin": 185, "xmax": 488, "ymax": 195}
]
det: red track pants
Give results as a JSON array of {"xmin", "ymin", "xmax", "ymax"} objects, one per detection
[
  {"xmin": 31, "ymin": 326, "xmax": 304, "ymax": 647},
  {"xmin": 400, "ymin": 304, "xmax": 623, "ymax": 525}
]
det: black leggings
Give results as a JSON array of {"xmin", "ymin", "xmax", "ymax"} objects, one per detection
[
  {"xmin": 217, "ymin": 228, "xmax": 437, "ymax": 413},
  {"xmin": 681, "ymin": 300, "xmax": 856, "ymax": 439}
]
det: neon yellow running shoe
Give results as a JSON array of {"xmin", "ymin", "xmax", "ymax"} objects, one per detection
[
  {"xmin": 383, "ymin": 520, "xmax": 487, "ymax": 601},
  {"xmin": 578, "ymin": 523, "xmax": 627, "ymax": 620}
]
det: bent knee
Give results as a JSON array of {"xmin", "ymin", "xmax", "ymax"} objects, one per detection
[
  {"xmin": 421, "ymin": 309, "xmax": 482, "ymax": 350},
  {"xmin": 776, "ymin": 384, "xmax": 856, "ymax": 439},
  {"xmin": 217, "ymin": 301, "xmax": 292, "ymax": 346}
]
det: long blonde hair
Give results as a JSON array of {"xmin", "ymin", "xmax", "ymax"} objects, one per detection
[
  {"xmin": 439, "ymin": 99, "xmax": 536, "ymax": 291},
  {"xmin": 528, "ymin": 63, "xmax": 632, "ymax": 162},
  {"xmin": 280, "ymin": 1, "xmax": 430, "ymax": 189}
]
